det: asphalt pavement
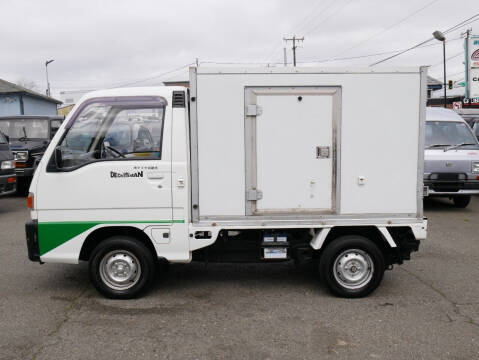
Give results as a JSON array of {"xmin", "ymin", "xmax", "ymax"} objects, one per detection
[{"xmin": 0, "ymin": 195, "xmax": 478, "ymax": 359}]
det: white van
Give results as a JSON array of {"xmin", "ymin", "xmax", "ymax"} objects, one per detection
[
  {"xmin": 424, "ymin": 107, "xmax": 479, "ymax": 207},
  {"xmin": 25, "ymin": 67, "xmax": 428, "ymax": 299}
]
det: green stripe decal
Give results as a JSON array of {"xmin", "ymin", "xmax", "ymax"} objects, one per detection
[{"xmin": 38, "ymin": 220, "xmax": 184, "ymax": 256}]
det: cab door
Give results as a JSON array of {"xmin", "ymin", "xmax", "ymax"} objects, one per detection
[{"xmin": 36, "ymin": 96, "xmax": 172, "ymax": 228}]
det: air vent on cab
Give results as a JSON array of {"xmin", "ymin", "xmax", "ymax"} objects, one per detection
[{"xmin": 172, "ymin": 91, "xmax": 186, "ymax": 108}]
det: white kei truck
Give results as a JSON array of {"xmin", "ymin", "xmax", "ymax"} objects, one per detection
[{"xmin": 25, "ymin": 66, "xmax": 428, "ymax": 299}]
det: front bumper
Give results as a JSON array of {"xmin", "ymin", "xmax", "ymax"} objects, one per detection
[
  {"xmin": 25, "ymin": 220, "xmax": 41, "ymax": 262},
  {"xmin": 15, "ymin": 166, "xmax": 35, "ymax": 177},
  {"xmin": 424, "ymin": 180, "xmax": 479, "ymax": 196},
  {"xmin": 0, "ymin": 173, "xmax": 16, "ymax": 196}
]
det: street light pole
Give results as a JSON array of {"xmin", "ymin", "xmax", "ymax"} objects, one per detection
[
  {"xmin": 45, "ymin": 59, "xmax": 54, "ymax": 97},
  {"xmin": 442, "ymin": 40, "xmax": 446, "ymax": 108},
  {"xmin": 432, "ymin": 31, "xmax": 446, "ymax": 108}
]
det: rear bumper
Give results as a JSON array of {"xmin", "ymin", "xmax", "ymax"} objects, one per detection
[
  {"xmin": 25, "ymin": 220, "xmax": 41, "ymax": 262},
  {"xmin": 0, "ymin": 173, "xmax": 16, "ymax": 196}
]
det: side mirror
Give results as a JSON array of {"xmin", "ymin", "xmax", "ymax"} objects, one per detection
[{"xmin": 55, "ymin": 146, "xmax": 63, "ymax": 169}]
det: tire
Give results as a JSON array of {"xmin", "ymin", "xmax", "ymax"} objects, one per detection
[
  {"xmin": 89, "ymin": 236, "xmax": 156, "ymax": 299},
  {"xmin": 452, "ymin": 195, "xmax": 471, "ymax": 208},
  {"xmin": 319, "ymin": 235, "xmax": 385, "ymax": 298}
]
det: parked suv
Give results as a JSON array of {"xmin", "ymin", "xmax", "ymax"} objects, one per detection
[
  {"xmin": 0, "ymin": 116, "xmax": 63, "ymax": 193},
  {"xmin": 0, "ymin": 131, "xmax": 16, "ymax": 196},
  {"xmin": 424, "ymin": 107, "xmax": 479, "ymax": 207}
]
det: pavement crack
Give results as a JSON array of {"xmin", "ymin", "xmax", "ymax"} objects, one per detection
[
  {"xmin": 400, "ymin": 267, "xmax": 479, "ymax": 329},
  {"xmin": 30, "ymin": 286, "xmax": 88, "ymax": 360}
]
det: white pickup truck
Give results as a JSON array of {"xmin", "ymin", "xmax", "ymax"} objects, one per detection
[{"xmin": 25, "ymin": 66, "xmax": 428, "ymax": 299}]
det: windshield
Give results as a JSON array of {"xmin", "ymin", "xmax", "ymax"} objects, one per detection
[
  {"xmin": 0, "ymin": 132, "xmax": 7, "ymax": 144},
  {"xmin": 0, "ymin": 119, "xmax": 49, "ymax": 139},
  {"xmin": 425, "ymin": 121, "xmax": 479, "ymax": 149}
]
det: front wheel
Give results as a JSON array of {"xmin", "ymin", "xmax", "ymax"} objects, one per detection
[
  {"xmin": 452, "ymin": 195, "xmax": 471, "ymax": 208},
  {"xmin": 319, "ymin": 235, "xmax": 385, "ymax": 298},
  {"xmin": 89, "ymin": 236, "xmax": 156, "ymax": 299}
]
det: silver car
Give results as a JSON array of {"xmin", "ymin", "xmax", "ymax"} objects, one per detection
[{"xmin": 424, "ymin": 107, "xmax": 479, "ymax": 208}]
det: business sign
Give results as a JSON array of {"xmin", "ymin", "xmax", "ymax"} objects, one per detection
[
  {"xmin": 469, "ymin": 37, "xmax": 479, "ymax": 99},
  {"xmin": 471, "ymin": 38, "xmax": 479, "ymax": 68}
]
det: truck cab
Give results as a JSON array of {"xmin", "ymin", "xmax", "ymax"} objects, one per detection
[
  {"xmin": 424, "ymin": 107, "xmax": 479, "ymax": 207},
  {"xmin": 0, "ymin": 115, "xmax": 63, "ymax": 193}
]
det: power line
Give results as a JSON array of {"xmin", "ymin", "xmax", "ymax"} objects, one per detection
[
  {"xmin": 370, "ymin": 13, "xmax": 479, "ymax": 66},
  {"xmin": 429, "ymin": 51, "xmax": 463, "ymax": 67},
  {"xmin": 303, "ymin": 0, "xmax": 356, "ymax": 36},
  {"xmin": 266, "ymin": 0, "xmax": 336, "ymax": 61},
  {"xmin": 297, "ymin": 0, "xmax": 338, "ymax": 35},
  {"xmin": 329, "ymin": 0, "xmax": 440, "ymax": 60},
  {"xmin": 110, "ymin": 62, "xmax": 195, "ymax": 88},
  {"xmin": 298, "ymin": 36, "xmax": 461, "ymax": 64}
]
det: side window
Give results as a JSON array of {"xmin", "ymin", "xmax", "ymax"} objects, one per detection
[
  {"xmin": 57, "ymin": 102, "xmax": 165, "ymax": 169},
  {"xmin": 474, "ymin": 122, "xmax": 479, "ymax": 137}
]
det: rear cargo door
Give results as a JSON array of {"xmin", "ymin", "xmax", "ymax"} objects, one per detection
[{"xmin": 245, "ymin": 87, "xmax": 340, "ymax": 215}]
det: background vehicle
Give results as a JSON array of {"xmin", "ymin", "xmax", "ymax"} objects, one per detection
[
  {"xmin": 454, "ymin": 108, "xmax": 479, "ymax": 140},
  {"xmin": 424, "ymin": 107, "xmax": 479, "ymax": 208},
  {"xmin": 0, "ymin": 131, "xmax": 16, "ymax": 196},
  {"xmin": 26, "ymin": 67, "xmax": 428, "ymax": 299},
  {"xmin": 0, "ymin": 116, "xmax": 63, "ymax": 194}
]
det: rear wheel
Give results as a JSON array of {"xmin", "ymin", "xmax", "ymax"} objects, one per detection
[
  {"xmin": 319, "ymin": 235, "xmax": 385, "ymax": 298},
  {"xmin": 452, "ymin": 195, "xmax": 471, "ymax": 208},
  {"xmin": 89, "ymin": 236, "xmax": 156, "ymax": 299}
]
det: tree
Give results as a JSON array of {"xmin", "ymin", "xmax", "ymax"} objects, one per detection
[{"xmin": 16, "ymin": 78, "xmax": 40, "ymax": 92}]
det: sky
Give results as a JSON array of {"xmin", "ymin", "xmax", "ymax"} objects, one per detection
[{"xmin": 1, "ymin": 0, "xmax": 478, "ymax": 99}]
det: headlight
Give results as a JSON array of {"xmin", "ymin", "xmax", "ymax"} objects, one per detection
[
  {"xmin": 473, "ymin": 161, "xmax": 479, "ymax": 174},
  {"xmin": 14, "ymin": 151, "xmax": 28, "ymax": 162},
  {"xmin": 1, "ymin": 160, "xmax": 14, "ymax": 170}
]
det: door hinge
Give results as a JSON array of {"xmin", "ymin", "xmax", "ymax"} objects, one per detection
[
  {"xmin": 246, "ymin": 189, "xmax": 263, "ymax": 200},
  {"xmin": 246, "ymin": 105, "xmax": 262, "ymax": 116}
]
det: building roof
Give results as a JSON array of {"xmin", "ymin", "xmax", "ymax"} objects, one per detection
[
  {"xmin": 430, "ymin": 86, "xmax": 465, "ymax": 99},
  {"xmin": 426, "ymin": 106, "xmax": 465, "ymax": 122},
  {"xmin": 427, "ymin": 76, "xmax": 442, "ymax": 86},
  {"xmin": 0, "ymin": 79, "xmax": 62, "ymax": 104}
]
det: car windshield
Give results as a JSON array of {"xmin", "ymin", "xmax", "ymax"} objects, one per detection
[
  {"xmin": 425, "ymin": 121, "xmax": 479, "ymax": 149},
  {"xmin": 0, "ymin": 119, "xmax": 49, "ymax": 139}
]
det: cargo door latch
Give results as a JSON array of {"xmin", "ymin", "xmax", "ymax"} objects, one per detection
[
  {"xmin": 246, "ymin": 189, "xmax": 263, "ymax": 201},
  {"xmin": 316, "ymin": 146, "xmax": 330, "ymax": 159}
]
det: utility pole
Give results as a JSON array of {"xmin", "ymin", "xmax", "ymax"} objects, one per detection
[
  {"xmin": 464, "ymin": 29, "xmax": 471, "ymax": 99},
  {"xmin": 283, "ymin": 48, "xmax": 287, "ymax": 67},
  {"xmin": 283, "ymin": 35, "xmax": 304, "ymax": 67},
  {"xmin": 45, "ymin": 59, "xmax": 54, "ymax": 97}
]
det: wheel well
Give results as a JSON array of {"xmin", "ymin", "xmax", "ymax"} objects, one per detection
[
  {"xmin": 322, "ymin": 226, "xmax": 394, "ymax": 264},
  {"xmin": 79, "ymin": 226, "xmax": 157, "ymax": 261}
]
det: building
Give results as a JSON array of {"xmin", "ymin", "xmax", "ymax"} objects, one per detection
[
  {"xmin": 0, "ymin": 79, "xmax": 62, "ymax": 116},
  {"xmin": 427, "ymin": 76, "xmax": 442, "ymax": 98},
  {"xmin": 57, "ymin": 89, "xmax": 93, "ymax": 116}
]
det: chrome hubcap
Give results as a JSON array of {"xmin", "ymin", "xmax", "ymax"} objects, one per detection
[
  {"xmin": 333, "ymin": 249, "xmax": 374, "ymax": 290},
  {"xmin": 99, "ymin": 250, "xmax": 141, "ymax": 290}
]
